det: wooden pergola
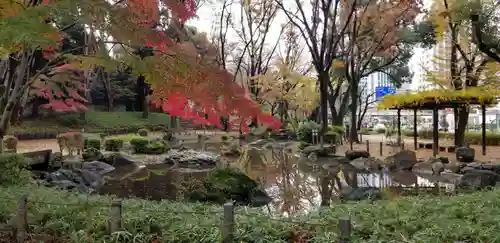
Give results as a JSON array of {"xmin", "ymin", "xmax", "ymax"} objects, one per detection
[{"xmin": 378, "ymin": 89, "xmax": 498, "ymax": 157}]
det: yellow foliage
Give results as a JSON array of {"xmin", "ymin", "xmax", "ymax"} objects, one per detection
[
  {"xmin": 252, "ymin": 58, "xmax": 319, "ymax": 112},
  {"xmin": 377, "ymin": 87, "xmax": 499, "ymax": 109}
]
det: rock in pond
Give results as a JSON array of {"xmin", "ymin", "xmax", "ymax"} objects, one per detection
[
  {"xmin": 164, "ymin": 149, "xmax": 219, "ymax": 169},
  {"xmin": 345, "ymin": 150, "xmax": 370, "ymax": 160},
  {"xmin": 302, "ymin": 145, "xmax": 336, "ymax": 157},
  {"xmin": 349, "ymin": 157, "xmax": 384, "ymax": 172},
  {"xmin": 186, "ymin": 168, "xmax": 271, "ymax": 207},
  {"xmin": 102, "ymin": 153, "xmax": 138, "ymax": 167},
  {"xmin": 456, "ymin": 169, "xmax": 500, "ymax": 190},
  {"xmin": 82, "ymin": 148, "xmax": 105, "ymax": 162},
  {"xmin": 82, "ymin": 161, "xmax": 115, "ymax": 175},
  {"xmin": 385, "ymin": 150, "xmax": 417, "ymax": 171},
  {"xmin": 456, "ymin": 146, "xmax": 475, "ymax": 163},
  {"xmin": 41, "ymin": 167, "xmax": 109, "ymax": 193},
  {"xmin": 270, "ymin": 129, "xmax": 296, "ymax": 140},
  {"xmin": 460, "ymin": 162, "xmax": 500, "ymax": 174}
]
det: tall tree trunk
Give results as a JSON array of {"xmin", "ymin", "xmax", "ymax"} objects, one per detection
[
  {"xmin": 318, "ymin": 71, "xmax": 330, "ymax": 144},
  {"xmin": 142, "ymin": 95, "xmax": 150, "ymax": 118},
  {"xmin": 350, "ymin": 81, "xmax": 359, "ymax": 143},
  {"xmin": 455, "ymin": 106, "xmax": 469, "ymax": 146},
  {"xmin": 309, "ymin": 106, "xmax": 320, "ymax": 122},
  {"xmin": 0, "ymin": 53, "xmax": 29, "ymax": 153},
  {"xmin": 10, "ymin": 100, "xmax": 21, "ymax": 125}
]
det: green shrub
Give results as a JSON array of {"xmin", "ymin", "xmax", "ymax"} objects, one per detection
[
  {"xmin": 324, "ymin": 131, "xmax": 338, "ymax": 144},
  {"xmin": 104, "ymin": 138, "xmax": 124, "ymax": 151},
  {"xmin": 221, "ymin": 135, "xmax": 228, "ymax": 141},
  {"xmin": 298, "ymin": 142, "xmax": 311, "ymax": 150},
  {"xmin": 0, "ymin": 154, "xmax": 30, "ymax": 185},
  {"xmin": 84, "ymin": 137, "xmax": 101, "ymax": 150},
  {"xmin": 402, "ymin": 130, "xmax": 414, "ymax": 137},
  {"xmin": 375, "ymin": 128, "xmax": 386, "ymax": 134},
  {"xmin": 328, "ymin": 125, "xmax": 344, "ymax": 135},
  {"xmin": 297, "ymin": 121, "xmax": 321, "ymax": 143},
  {"xmin": 410, "ymin": 129, "xmax": 500, "ymax": 146},
  {"xmin": 145, "ymin": 141, "xmax": 169, "ymax": 154},
  {"xmin": 130, "ymin": 137, "xmax": 150, "ymax": 153},
  {"xmin": 465, "ymin": 132, "xmax": 500, "ymax": 145},
  {"xmin": 360, "ymin": 128, "xmax": 371, "ymax": 135},
  {"xmin": 137, "ymin": 128, "xmax": 149, "ymax": 137}
]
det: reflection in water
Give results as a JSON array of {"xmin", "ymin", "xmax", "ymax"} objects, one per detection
[
  {"xmin": 238, "ymin": 147, "xmax": 457, "ymax": 217},
  {"xmin": 239, "ymin": 147, "xmax": 320, "ymax": 217},
  {"xmin": 100, "ymin": 143, "xmax": 457, "ymax": 218}
]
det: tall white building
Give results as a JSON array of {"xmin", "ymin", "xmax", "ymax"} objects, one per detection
[{"xmin": 359, "ymin": 71, "xmax": 394, "ymax": 105}]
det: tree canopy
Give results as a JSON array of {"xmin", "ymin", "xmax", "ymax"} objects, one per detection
[{"xmin": 0, "ymin": 0, "xmax": 281, "ymax": 134}]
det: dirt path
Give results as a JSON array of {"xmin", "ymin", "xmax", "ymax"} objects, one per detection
[{"xmin": 16, "ymin": 130, "xmax": 237, "ymax": 153}]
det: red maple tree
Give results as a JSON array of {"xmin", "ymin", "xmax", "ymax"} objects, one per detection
[{"xmin": 39, "ymin": 0, "xmax": 281, "ymax": 133}]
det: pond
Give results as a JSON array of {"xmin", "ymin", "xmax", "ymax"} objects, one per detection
[{"xmin": 91, "ymin": 141, "xmax": 459, "ymax": 218}]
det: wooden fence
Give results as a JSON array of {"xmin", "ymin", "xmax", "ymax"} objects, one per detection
[{"xmin": 6, "ymin": 195, "xmax": 353, "ymax": 243}]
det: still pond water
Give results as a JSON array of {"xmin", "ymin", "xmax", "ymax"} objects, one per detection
[{"xmin": 99, "ymin": 145, "xmax": 457, "ymax": 217}]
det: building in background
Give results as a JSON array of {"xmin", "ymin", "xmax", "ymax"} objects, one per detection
[{"xmin": 359, "ymin": 71, "xmax": 394, "ymax": 105}]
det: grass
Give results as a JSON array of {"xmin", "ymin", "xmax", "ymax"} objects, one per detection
[
  {"xmin": 9, "ymin": 112, "xmax": 172, "ymax": 135},
  {"xmin": 2, "ymin": 184, "xmax": 500, "ymax": 242}
]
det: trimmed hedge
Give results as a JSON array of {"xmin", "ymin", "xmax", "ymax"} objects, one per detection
[
  {"xmin": 406, "ymin": 129, "xmax": 500, "ymax": 146},
  {"xmin": 8, "ymin": 112, "xmax": 171, "ymax": 140}
]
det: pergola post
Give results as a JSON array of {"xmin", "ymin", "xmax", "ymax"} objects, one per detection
[
  {"xmin": 432, "ymin": 107, "xmax": 439, "ymax": 157},
  {"xmin": 481, "ymin": 104, "xmax": 486, "ymax": 155},
  {"xmin": 397, "ymin": 109, "xmax": 401, "ymax": 146},
  {"xmin": 413, "ymin": 109, "xmax": 417, "ymax": 150}
]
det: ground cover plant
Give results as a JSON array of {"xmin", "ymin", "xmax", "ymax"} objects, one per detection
[
  {"xmin": 8, "ymin": 112, "xmax": 172, "ymax": 136},
  {"xmin": 0, "ymin": 183, "xmax": 499, "ymax": 242}
]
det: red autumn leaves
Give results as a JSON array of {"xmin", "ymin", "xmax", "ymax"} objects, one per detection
[{"xmin": 35, "ymin": 0, "xmax": 281, "ymax": 132}]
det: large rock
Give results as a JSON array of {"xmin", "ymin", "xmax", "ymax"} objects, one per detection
[
  {"xmin": 345, "ymin": 150, "xmax": 370, "ymax": 160},
  {"xmin": 460, "ymin": 162, "xmax": 500, "ymax": 174},
  {"xmin": 102, "ymin": 153, "xmax": 138, "ymax": 167},
  {"xmin": 163, "ymin": 149, "xmax": 219, "ymax": 169},
  {"xmin": 385, "ymin": 150, "xmax": 417, "ymax": 171},
  {"xmin": 186, "ymin": 168, "xmax": 271, "ymax": 206},
  {"xmin": 443, "ymin": 162, "xmax": 465, "ymax": 173},
  {"xmin": 456, "ymin": 146, "xmax": 475, "ymax": 163},
  {"xmin": 270, "ymin": 129, "xmax": 296, "ymax": 140},
  {"xmin": 220, "ymin": 142, "xmax": 241, "ymax": 157},
  {"xmin": 44, "ymin": 168, "xmax": 104, "ymax": 193},
  {"xmin": 82, "ymin": 161, "xmax": 115, "ymax": 175},
  {"xmin": 81, "ymin": 148, "xmax": 104, "ymax": 162},
  {"xmin": 389, "ymin": 171, "xmax": 418, "ymax": 185},
  {"xmin": 456, "ymin": 169, "xmax": 500, "ymax": 190},
  {"xmin": 302, "ymin": 145, "xmax": 336, "ymax": 157},
  {"xmin": 411, "ymin": 161, "xmax": 433, "ymax": 174},
  {"xmin": 349, "ymin": 157, "xmax": 384, "ymax": 172}
]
